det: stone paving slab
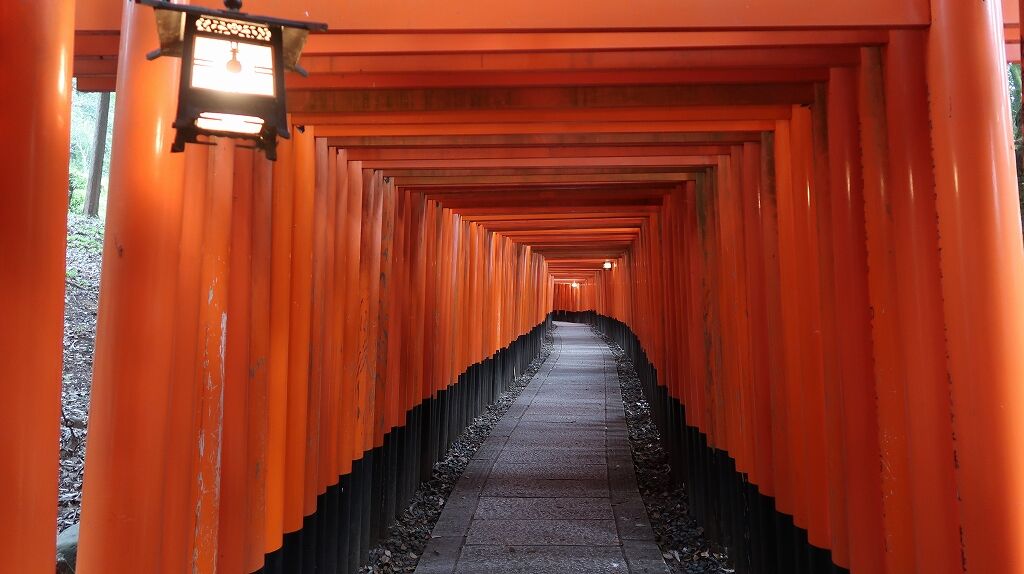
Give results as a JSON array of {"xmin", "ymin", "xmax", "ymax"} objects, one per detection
[
  {"xmin": 508, "ymin": 425, "xmax": 608, "ymax": 437},
  {"xmin": 512, "ymin": 420, "xmax": 610, "ymax": 431},
  {"xmin": 487, "ymin": 462, "xmax": 609, "ymax": 481},
  {"xmin": 415, "ymin": 322, "xmax": 669, "ymax": 574},
  {"xmin": 475, "ymin": 496, "xmax": 615, "ymax": 520},
  {"xmin": 454, "ymin": 545, "xmax": 629, "ymax": 574},
  {"xmin": 503, "ymin": 435, "xmax": 608, "ymax": 449},
  {"xmin": 479, "ymin": 477, "xmax": 610, "ymax": 498},
  {"xmin": 519, "ymin": 413, "xmax": 607, "ymax": 423},
  {"xmin": 466, "ymin": 519, "xmax": 620, "ymax": 546},
  {"xmin": 494, "ymin": 446, "xmax": 607, "ymax": 465}
]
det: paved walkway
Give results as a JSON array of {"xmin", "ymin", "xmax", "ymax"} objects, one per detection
[{"xmin": 415, "ymin": 322, "xmax": 670, "ymax": 574}]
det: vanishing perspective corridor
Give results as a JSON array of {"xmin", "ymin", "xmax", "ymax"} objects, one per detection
[
  {"xmin": 416, "ymin": 322, "xmax": 668, "ymax": 574},
  {"xmin": 8, "ymin": 1, "xmax": 1024, "ymax": 573}
]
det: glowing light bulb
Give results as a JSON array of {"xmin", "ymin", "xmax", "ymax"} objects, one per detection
[
  {"xmin": 225, "ymin": 44, "xmax": 243, "ymax": 74},
  {"xmin": 571, "ymin": 282, "xmax": 580, "ymax": 289},
  {"xmin": 191, "ymin": 36, "xmax": 275, "ymax": 96},
  {"xmin": 603, "ymin": 261, "xmax": 612, "ymax": 269}
]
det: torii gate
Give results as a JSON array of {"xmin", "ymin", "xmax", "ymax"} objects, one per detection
[{"xmin": 3, "ymin": 1, "xmax": 1024, "ymax": 573}]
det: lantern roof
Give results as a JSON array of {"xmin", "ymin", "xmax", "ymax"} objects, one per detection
[{"xmin": 136, "ymin": 0, "xmax": 327, "ymax": 75}]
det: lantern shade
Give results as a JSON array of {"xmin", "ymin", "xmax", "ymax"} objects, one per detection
[
  {"xmin": 136, "ymin": 0, "xmax": 326, "ymax": 159},
  {"xmin": 152, "ymin": 8, "xmax": 187, "ymax": 58},
  {"xmin": 144, "ymin": 1, "xmax": 319, "ymax": 72},
  {"xmin": 281, "ymin": 28, "xmax": 313, "ymax": 75}
]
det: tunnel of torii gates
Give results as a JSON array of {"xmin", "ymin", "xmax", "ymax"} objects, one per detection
[{"xmin": 8, "ymin": 0, "xmax": 1024, "ymax": 573}]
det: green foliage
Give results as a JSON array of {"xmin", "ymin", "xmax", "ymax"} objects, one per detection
[
  {"xmin": 68, "ymin": 189, "xmax": 86, "ymax": 214},
  {"xmin": 68, "ymin": 80, "xmax": 115, "ymax": 218},
  {"xmin": 1009, "ymin": 64, "xmax": 1024, "ymax": 217},
  {"xmin": 67, "ymin": 216, "xmax": 105, "ymax": 254}
]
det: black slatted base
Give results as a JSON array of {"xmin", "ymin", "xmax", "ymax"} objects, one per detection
[{"xmin": 589, "ymin": 311, "xmax": 850, "ymax": 574}]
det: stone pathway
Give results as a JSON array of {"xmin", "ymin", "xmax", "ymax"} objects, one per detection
[{"xmin": 414, "ymin": 322, "xmax": 670, "ymax": 574}]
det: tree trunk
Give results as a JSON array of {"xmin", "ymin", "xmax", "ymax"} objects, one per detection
[{"xmin": 84, "ymin": 91, "xmax": 110, "ymax": 217}]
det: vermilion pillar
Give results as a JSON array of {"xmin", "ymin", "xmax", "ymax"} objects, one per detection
[
  {"xmin": 810, "ymin": 86, "xmax": 849, "ymax": 569},
  {"xmin": 191, "ymin": 140, "xmax": 235, "ymax": 570},
  {"xmin": 885, "ymin": 30, "xmax": 961, "ymax": 574},
  {"xmin": 77, "ymin": 0, "xmax": 187, "ymax": 570},
  {"xmin": 162, "ymin": 145, "xmax": 210, "ymax": 574},
  {"xmin": 0, "ymin": 1, "xmax": 74, "ymax": 571},
  {"xmin": 859, "ymin": 46, "xmax": 915, "ymax": 574},
  {"xmin": 285, "ymin": 126, "xmax": 316, "ymax": 534},
  {"xmin": 246, "ymin": 152, "xmax": 274, "ymax": 571},
  {"xmin": 928, "ymin": 0, "xmax": 1024, "ymax": 571},
  {"xmin": 265, "ymin": 134, "xmax": 295, "ymax": 556},
  {"xmin": 826, "ymin": 66, "xmax": 886, "ymax": 574}
]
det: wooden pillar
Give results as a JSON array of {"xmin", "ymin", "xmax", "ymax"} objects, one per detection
[
  {"xmin": 77, "ymin": 0, "xmax": 188, "ymax": 569},
  {"xmin": 320, "ymin": 147, "xmax": 341, "ymax": 502},
  {"xmin": 246, "ymin": 152, "xmax": 274, "ymax": 571},
  {"xmin": 304, "ymin": 138, "xmax": 327, "ymax": 519},
  {"xmin": 715, "ymin": 151, "xmax": 753, "ymax": 475},
  {"xmin": 788, "ymin": 107, "xmax": 831, "ymax": 553},
  {"xmin": 810, "ymin": 84, "xmax": 850, "ymax": 569},
  {"xmin": 0, "ymin": 0, "xmax": 74, "ymax": 571},
  {"xmin": 284, "ymin": 126, "xmax": 316, "ymax": 534},
  {"xmin": 826, "ymin": 66, "xmax": 886, "ymax": 574},
  {"xmin": 218, "ymin": 145, "xmax": 256, "ymax": 574},
  {"xmin": 740, "ymin": 142, "xmax": 775, "ymax": 499},
  {"xmin": 771, "ymin": 120, "xmax": 803, "ymax": 527},
  {"xmin": 161, "ymin": 145, "xmax": 209, "ymax": 573},
  {"xmin": 265, "ymin": 135, "xmax": 295, "ymax": 554},
  {"xmin": 190, "ymin": 139, "xmax": 236, "ymax": 572},
  {"xmin": 928, "ymin": 0, "xmax": 1024, "ymax": 570},
  {"xmin": 885, "ymin": 30, "xmax": 962, "ymax": 574},
  {"xmin": 341, "ymin": 159, "xmax": 364, "ymax": 479},
  {"xmin": 859, "ymin": 46, "xmax": 916, "ymax": 574}
]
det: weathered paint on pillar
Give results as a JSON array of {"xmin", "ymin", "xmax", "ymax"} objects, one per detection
[
  {"xmin": 859, "ymin": 46, "xmax": 916, "ymax": 574},
  {"xmin": 162, "ymin": 145, "xmax": 210, "ymax": 573},
  {"xmin": 190, "ymin": 139, "xmax": 235, "ymax": 571},
  {"xmin": 826, "ymin": 65, "xmax": 887, "ymax": 574},
  {"xmin": 929, "ymin": 0, "xmax": 1024, "ymax": 570},
  {"xmin": 809, "ymin": 84, "xmax": 850, "ymax": 569},
  {"xmin": 885, "ymin": 29, "xmax": 962, "ymax": 574},
  {"xmin": 218, "ymin": 145, "xmax": 256, "ymax": 573}
]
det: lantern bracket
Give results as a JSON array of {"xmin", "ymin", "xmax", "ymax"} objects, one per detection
[
  {"xmin": 134, "ymin": 0, "xmax": 325, "ymax": 74},
  {"xmin": 136, "ymin": 0, "xmax": 327, "ymax": 37}
]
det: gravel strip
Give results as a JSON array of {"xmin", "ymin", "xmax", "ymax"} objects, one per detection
[
  {"xmin": 594, "ymin": 326, "xmax": 733, "ymax": 574},
  {"xmin": 59, "ymin": 213, "xmax": 104, "ymax": 533},
  {"xmin": 360, "ymin": 325, "xmax": 556, "ymax": 574}
]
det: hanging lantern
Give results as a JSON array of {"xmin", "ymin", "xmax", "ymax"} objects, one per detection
[{"xmin": 136, "ymin": 0, "xmax": 326, "ymax": 160}]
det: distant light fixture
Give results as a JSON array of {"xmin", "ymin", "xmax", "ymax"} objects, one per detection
[
  {"xmin": 603, "ymin": 261, "xmax": 613, "ymax": 270},
  {"xmin": 136, "ymin": 0, "xmax": 326, "ymax": 160},
  {"xmin": 571, "ymin": 282, "xmax": 580, "ymax": 289}
]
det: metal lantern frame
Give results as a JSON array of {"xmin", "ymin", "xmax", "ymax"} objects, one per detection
[{"xmin": 136, "ymin": 0, "xmax": 326, "ymax": 160}]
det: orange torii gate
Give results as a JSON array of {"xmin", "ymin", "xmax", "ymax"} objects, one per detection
[{"xmin": 5, "ymin": 0, "xmax": 1024, "ymax": 573}]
